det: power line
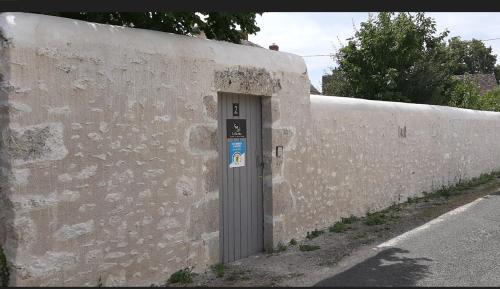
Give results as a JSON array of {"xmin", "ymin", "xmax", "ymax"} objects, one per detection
[
  {"xmin": 481, "ymin": 37, "xmax": 500, "ymax": 42},
  {"xmin": 300, "ymin": 37, "xmax": 500, "ymax": 57},
  {"xmin": 301, "ymin": 54, "xmax": 334, "ymax": 57}
]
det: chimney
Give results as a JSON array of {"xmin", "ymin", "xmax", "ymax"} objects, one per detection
[{"xmin": 269, "ymin": 43, "xmax": 279, "ymax": 51}]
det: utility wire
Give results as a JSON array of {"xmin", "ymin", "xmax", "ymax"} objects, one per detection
[
  {"xmin": 300, "ymin": 37, "xmax": 500, "ymax": 57},
  {"xmin": 481, "ymin": 37, "xmax": 500, "ymax": 42},
  {"xmin": 301, "ymin": 54, "xmax": 334, "ymax": 57}
]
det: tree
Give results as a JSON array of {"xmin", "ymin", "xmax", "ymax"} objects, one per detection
[
  {"xmin": 328, "ymin": 12, "xmax": 454, "ymax": 104},
  {"xmin": 444, "ymin": 79, "xmax": 481, "ymax": 109},
  {"xmin": 478, "ymin": 87, "xmax": 500, "ymax": 111},
  {"xmin": 448, "ymin": 36, "xmax": 497, "ymax": 75},
  {"xmin": 322, "ymin": 68, "xmax": 354, "ymax": 97},
  {"xmin": 44, "ymin": 12, "xmax": 261, "ymax": 43}
]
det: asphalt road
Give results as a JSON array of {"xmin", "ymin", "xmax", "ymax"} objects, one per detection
[{"xmin": 315, "ymin": 192, "xmax": 500, "ymax": 287}]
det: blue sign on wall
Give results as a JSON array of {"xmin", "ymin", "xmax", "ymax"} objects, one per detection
[{"xmin": 228, "ymin": 139, "xmax": 246, "ymax": 168}]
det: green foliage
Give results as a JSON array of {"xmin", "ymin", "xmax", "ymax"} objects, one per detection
[
  {"xmin": 444, "ymin": 78, "xmax": 500, "ymax": 112},
  {"xmin": 445, "ymin": 79, "xmax": 482, "ymax": 109},
  {"xmin": 168, "ymin": 267, "xmax": 194, "ymax": 284},
  {"xmin": 436, "ymin": 186, "xmax": 451, "ymax": 198},
  {"xmin": 306, "ymin": 229, "xmax": 324, "ymax": 239},
  {"xmin": 329, "ymin": 215, "xmax": 358, "ymax": 233},
  {"xmin": 289, "ymin": 238, "xmax": 297, "ymax": 246},
  {"xmin": 463, "ymin": 173, "xmax": 495, "ymax": 187},
  {"xmin": 400, "ymin": 171, "xmax": 500, "ymax": 207},
  {"xmin": 44, "ymin": 12, "xmax": 261, "ymax": 43},
  {"xmin": 364, "ymin": 212, "xmax": 386, "ymax": 226},
  {"xmin": 387, "ymin": 202, "xmax": 402, "ymax": 211},
  {"xmin": 212, "ymin": 263, "xmax": 225, "ymax": 278},
  {"xmin": 324, "ymin": 12, "xmax": 499, "ymax": 110},
  {"xmin": 331, "ymin": 12, "xmax": 453, "ymax": 104},
  {"xmin": 448, "ymin": 37, "xmax": 497, "ymax": 75},
  {"xmin": 477, "ymin": 87, "xmax": 500, "ymax": 111},
  {"xmin": 329, "ymin": 222, "xmax": 348, "ymax": 233},
  {"xmin": 0, "ymin": 246, "xmax": 8, "ymax": 287},
  {"xmin": 276, "ymin": 242, "xmax": 288, "ymax": 252},
  {"xmin": 478, "ymin": 173, "xmax": 493, "ymax": 184},
  {"xmin": 299, "ymin": 244, "xmax": 321, "ymax": 252},
  {"xmin": 407, "ymin": 196, "xmax": 419, "ymax": 204},
  {"xmin": 322, "ymin": 68, "xmax": 354, "ymax": 96},
  {"xmin": 341, "ymin": 215, "xmax": 359, "ymax": 224}
]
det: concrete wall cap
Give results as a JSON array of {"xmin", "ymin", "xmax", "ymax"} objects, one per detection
[
  {"xmin": 311, "ymin": 94, "xmax": 500, "ymax": 119},
  {"xmin": 0, "ymin": 12, "xmax": 307, "ymax": 75}
]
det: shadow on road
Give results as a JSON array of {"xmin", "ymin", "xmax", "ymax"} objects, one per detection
[{"xmin": 315, "ymin": 248, "xmax": 432, "ymax": 287}]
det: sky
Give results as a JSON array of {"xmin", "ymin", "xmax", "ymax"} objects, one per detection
[{"xmin": 248, "ymin": 13, "xmax": 500, "ymax": 93}]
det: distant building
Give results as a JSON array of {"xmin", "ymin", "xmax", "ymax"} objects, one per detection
[
  {"xmin": 453, "ymin": 73, "xmax": 498, "ymax": 94},
  {"xmin": 310, "ymin": 84, "xmax": 321, "ymax": 94}
]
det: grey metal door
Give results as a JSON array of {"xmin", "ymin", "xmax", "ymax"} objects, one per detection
[{"xmin": 218, "ymin": 93, "xmax": 264, "ymax": 263}]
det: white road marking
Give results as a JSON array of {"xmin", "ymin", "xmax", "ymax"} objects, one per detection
[{"xmin": 376, "ymin": 197, "xmax": 486, "ymax": 248}]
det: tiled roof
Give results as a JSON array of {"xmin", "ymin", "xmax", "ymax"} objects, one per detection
[
  {"xmin": 310, "ymin": 84, "xmax": 321, "ymax": 94},
  {"xmin": 454, "ymin": 73, "xmax": 498, "ymax": 94}
]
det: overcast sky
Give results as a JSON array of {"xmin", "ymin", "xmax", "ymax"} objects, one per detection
[{"xmin": 248, "ymin": 13, "xmax": 500, "ymax": 93}]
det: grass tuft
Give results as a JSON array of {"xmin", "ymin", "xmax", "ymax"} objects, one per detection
[
  {"xmin": 306, "ymin": 229, "xmax": 324, "ymax": 239},
  {"xmin": 341, "ymin": 215, "xmax": 358, "ymax": 224},
  {"xmin": 168, "ymin": 267, "xmax": 194, "ymax": 284},
  {"xmin": 329, "ymin": 222, "xmax": 348, "ymax": 233},
  {"xmin": 276, "ymin": 242, "xmax": 288, "ymax": 252},
  {"xmin": 212, "ymin": 263, "xmax": 225, "ymax": 278},
  {"xmin": 364, "ymin": 212, "xmax": 386, "ymax": 226}
]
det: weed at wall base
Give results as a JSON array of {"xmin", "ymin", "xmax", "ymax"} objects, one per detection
[
  {"xmin": 306, "ymin": 229, "xmax": 324, "ymax": 239},
  {"xmin": 0, "ymin": 246, "xmax": 9, "ymax": 287},
  {"xmin": 329, "ymin": 222, "xmax": 348, "ymax": 233},
  {"xmin": 364, "ymin": 212, "xmax": 386, "ymax": 226},
  {"xmin": 276, "ymin": 242, "xmax": 288, "ymax": 252},
  {"xmin": 405, "ymin": 171, "xmax": 500, "ymax": 205},
  {"xmin": 211, "ymin": 263, "xmax": 225, "ymax": 278},
  {"xmin": 341, "ymin": 215, "xmax": 358, "ymax": 224},
  {"xmin": 167, "ymin": 267, "xmax": 194, "ymax": 284}
]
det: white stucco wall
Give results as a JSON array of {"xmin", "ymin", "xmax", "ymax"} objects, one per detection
[
  {"xmin": 280, "ymin": 94, "xmax": 500, "ymax": 239},
  {"xmin": 0, "ymin": 12, "xmax": 500, "ymax": 287},
  {"xmin": 0, "ymin": 12, "xmax": 309, "ymax": 286}
]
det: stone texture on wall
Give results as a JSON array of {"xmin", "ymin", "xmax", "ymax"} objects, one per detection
[
  {"xmin": 0, "ymin": 13, "xmax": 308, "ymax": 286},
  {"xmin": 454, "ymin": 73, "xmax": 498, "ymax": 94},
  {"xmin": 275, "ymin": 94, "xmax": 500, "ymax": 244},
  {"xmin": 1, "ymin": 12, "xmax": 500, "ymax": 287}
]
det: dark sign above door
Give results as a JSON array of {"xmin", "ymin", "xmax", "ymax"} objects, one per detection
[
  {"xmin": 227, "ymin": 119, "xmax": 246, "ymax": 138},
  {"xmin": 232, "ymin": 103, "xmax": 240, "ymax": 116}
]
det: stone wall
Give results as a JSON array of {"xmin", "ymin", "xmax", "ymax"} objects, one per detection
[
  {"xmin": 1, "ymin": 12, "xmax": 500, "ymax": 287},
  {"xmin": 0, "ymin": 13, "xmax": 308, "ymax": 286},
  {"xmin": 273, "ymin": 95, "xmax": 500, "ymax": 244}
]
